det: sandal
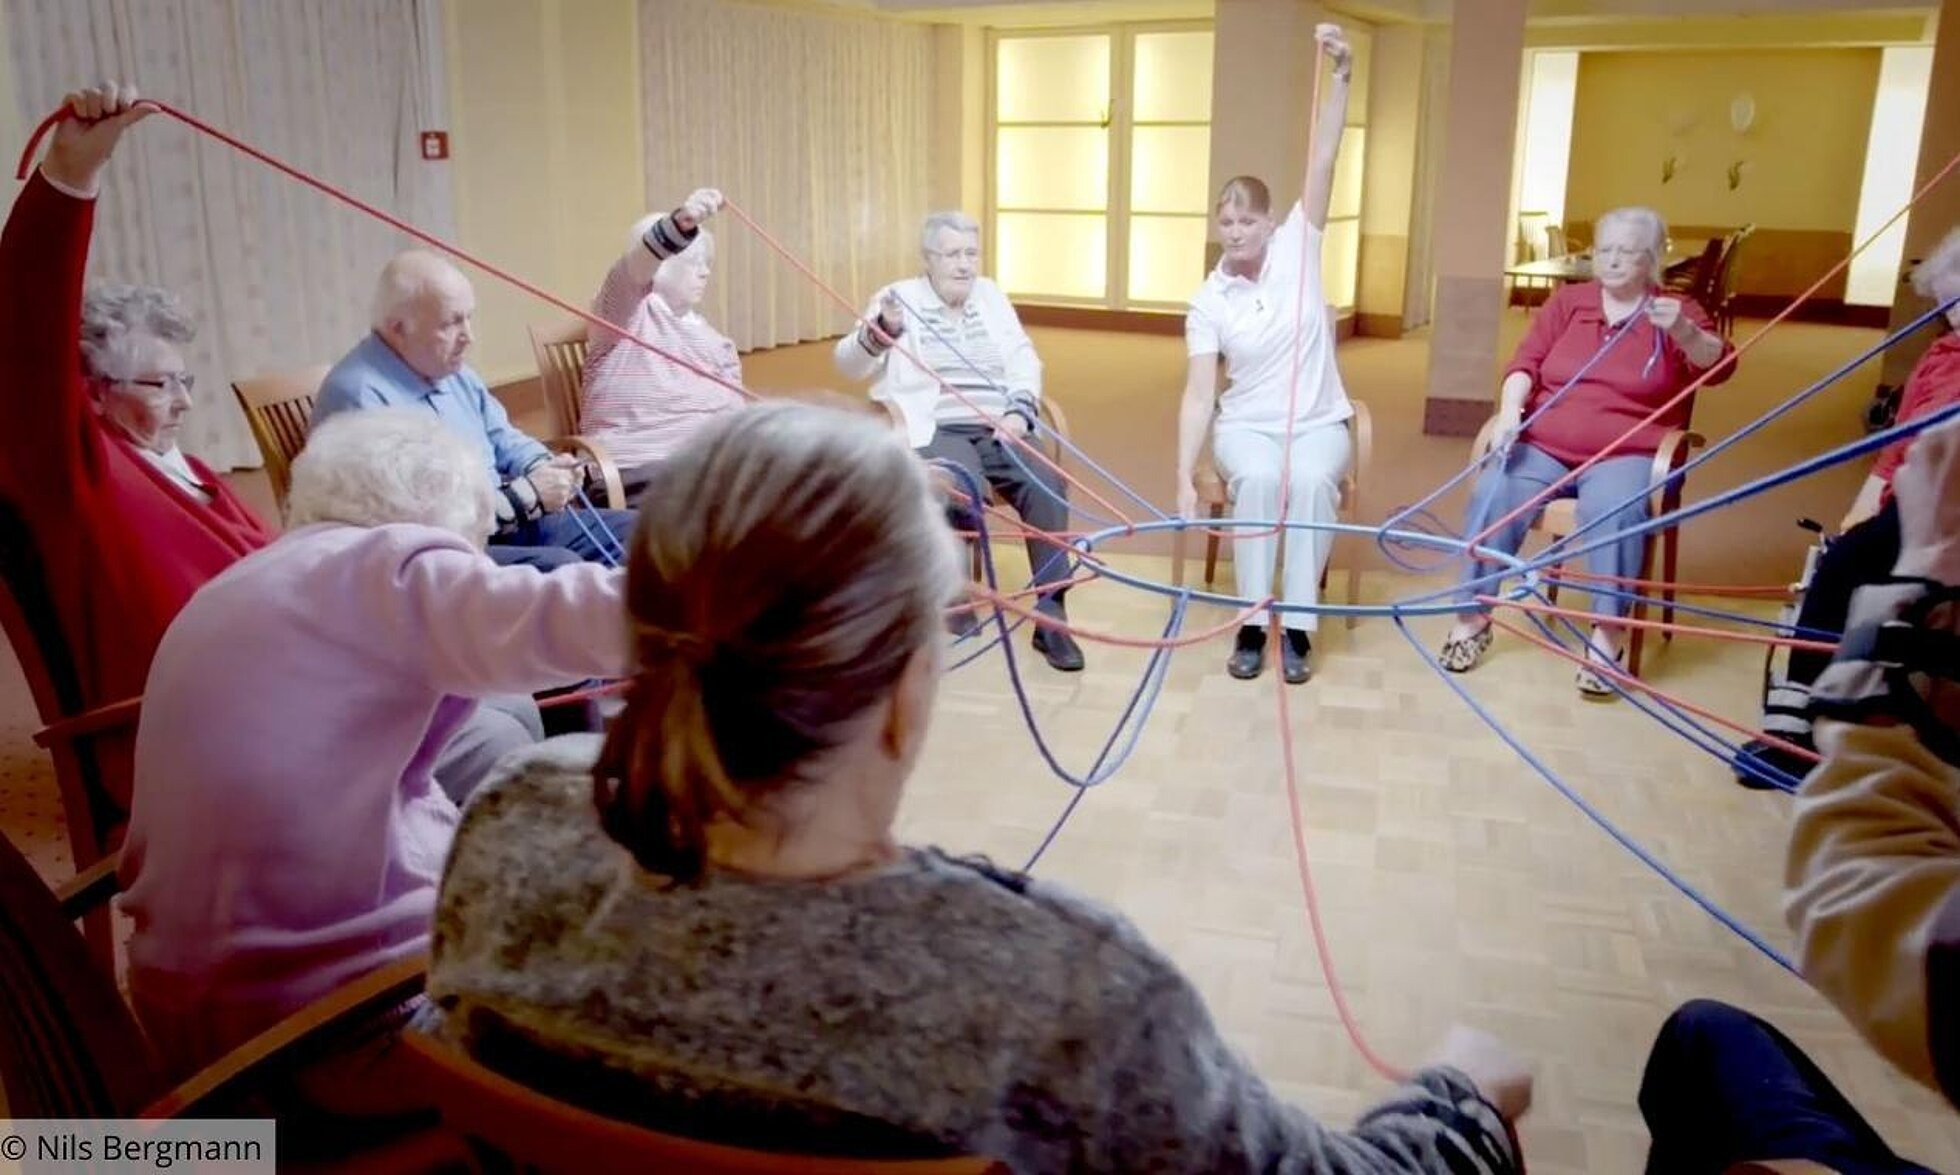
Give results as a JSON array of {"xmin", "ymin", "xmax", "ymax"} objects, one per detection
[
  {"xmin": 1575, "ymin": 640, "xmax": 1625, "ymax": 699},
  {"xmin": 1439, "ymin": 622, "xmax": 1494, "ymax": 673}
]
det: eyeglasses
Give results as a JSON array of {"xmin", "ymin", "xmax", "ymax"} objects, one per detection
[
  {"xmin": 1593, "ymin": 246, "xmax": 1650, "ymax": 261},
  {"xmin": 123, "ymin": 372, "xmax": 196, "ymax": 395},
  {"xmin": 930, "ymin": 248, "xmax": 981, "ymax": 263}
]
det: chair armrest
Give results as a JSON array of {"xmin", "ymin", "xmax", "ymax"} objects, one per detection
[
  {"xmin": 1036, "ymin": 395, "xmax": 1071, "ymax": 464},
  {"xmin": 1647, "ymin": 429, "xmax": 1706, "ymax": 515},
  {"xmin": 33, "ymin": 696, "xmax": 142, "ymax": 750},
  {"xmin": 548, "ymin": 435, "xmax": 628, "ymax": 511},
  {"xmin": 55, "ymin": 852, "xmax": 121, "ymax": 919},
  {"xmin": 139, "ymin": 954, "xmax": 430, "ymax": 1119}
]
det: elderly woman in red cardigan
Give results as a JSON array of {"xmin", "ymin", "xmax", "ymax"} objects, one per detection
[
  {"xmin": 0, "ymin": 82, "xmax": 534, "ymax": 831},
  {"xmin": 1438, "ymin": 206, "xmax": 1734, "ymax": 696}
]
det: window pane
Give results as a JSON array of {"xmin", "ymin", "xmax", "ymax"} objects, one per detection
[
  {"xmin": 1133, "ymin": 31, "xmax": 1213, "ymax": 122},
  {"xmin": 997, "ymin": 35, "xmax": 1111, "ymax": 123},
  {"xmin": 996, "ymin": 127, "xmax": 1108, "ymax": 211},
  {"xmin": 1330, "ymin": 128, "xmax": 1365, "ymax": 221},
  {"xmin": 1128, "ymin": 215, "xmax": 1209, "ymax": 304},
  {"xmin": 1130, "ymin": 126, "xmax": 1211, "ymax": 215},
  {"xmin": 1321, "ymin": 218, "xmax": 1359, "ymax": 310},
  {"xmin": 997, "ymin": 213, "xmax": 1106, "ymax": 300}
]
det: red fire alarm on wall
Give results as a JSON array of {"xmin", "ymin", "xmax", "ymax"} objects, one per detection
[{"xmin": 420, "ymin": 131, "xmax": 449, "ymax": 161}]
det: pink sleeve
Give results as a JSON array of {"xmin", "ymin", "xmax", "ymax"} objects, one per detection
[
  {"xmin": 377, "ymin": 535, "xmax": 631, "ymax": 695},
  {"xmin": 1503, "ymin": 286, "xmax": 1573, "ymax": 384},
  {"xmin": 585, "ymin": 256, "xmax": 654, "ymax": 365}
]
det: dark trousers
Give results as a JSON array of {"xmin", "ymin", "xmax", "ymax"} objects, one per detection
[
  {"xmin": 1640, "ymin": 999, "xmax": 1935, "ymax": 1175},
  {"xmin": 921, "ymin": 424, "xmax": 1073, "ymax": 616},
  {"xmin": 1788, "ymin": 499, "xmax": 1903, "ymax": 685},
  {"xmin": 489, "ymin": 506, "xmax": 638, "ymax": 571}
]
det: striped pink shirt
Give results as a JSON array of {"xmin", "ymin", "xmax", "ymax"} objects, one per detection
[{"xmin": 580, "ymin": 257, "xmax": 746, "ymax": 469}]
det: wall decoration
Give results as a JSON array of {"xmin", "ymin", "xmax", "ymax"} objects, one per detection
[{"xmin": 1729, "ymin": 93, "xmax": 1757, "ymax": 134}]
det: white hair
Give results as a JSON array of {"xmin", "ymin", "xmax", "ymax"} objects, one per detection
[
  {"xmin": 1912, "ymin": 227, "xmax": 1960, "ymax": 301},
  {"xmin": 286, "ymin": 408, "xmax": 496, "ymax": 543},
  {"xmin": 79, "ymin": 283, "xmax": 196, "ymax": 381},
  {"xmin": 920, "ymin": 210, "xmax": 980, "ymax": 255},
  {"xmin": 1593, "ymin": 206, "xmax": 1668, "ymax": 278},
  {"xmin": 369, "ymin": 250, "xmax": 463, "ymax": 332}
]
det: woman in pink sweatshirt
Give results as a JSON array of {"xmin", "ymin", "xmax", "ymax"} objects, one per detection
[{"xmin": 118, "ymin": 407, "xmax": 631, "ymax": 1095}]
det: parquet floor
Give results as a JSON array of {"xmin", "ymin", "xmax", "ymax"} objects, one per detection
[{"xmin": 896, "ymin": 550, "xmax": 1960, "ymax": 1173}]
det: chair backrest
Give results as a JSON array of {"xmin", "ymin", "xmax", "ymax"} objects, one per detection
[
  {"xmin": 1516, "ymin": 210, "xmax": 1550, "ymax": 262},
  {"xmin": 399, "ymin": 1031, "xmax": 1002, "ymax": 1175},
  {"xmin": 529, "ymin": 320, "xmax": 589, "ymax": 437},
  {"xmin": 0, "ymin": 835, "xmax": 160, "ymax": 1118},
  {"xmin": 1546, "ymin": 224, "xmax": 1568, "ymax": 257},
  {"xmin": 0, "ymin": 502, "xmax": 125, "ymax": 863},
  {"xmin": 232, "ymin": 365, "xmax": 331, "ymax": 509}
]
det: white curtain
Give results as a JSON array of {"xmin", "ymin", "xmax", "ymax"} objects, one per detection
[
  {"xmin": 4, "ymin": 0, "xmax": 453, "ymax": 469},
  {"xmin": 639, "ymin": 0, "xmax": 932, "ymax": 352}
]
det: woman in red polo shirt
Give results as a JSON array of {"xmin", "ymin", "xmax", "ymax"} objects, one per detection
[{"xmin": 1437, "ymin": 206, "xmax": 1733, "ymax": 695}]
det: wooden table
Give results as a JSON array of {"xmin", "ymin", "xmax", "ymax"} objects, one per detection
[{"xmin": 1505, "ymin": 251, "xmax": 1692, "ymax": 284}]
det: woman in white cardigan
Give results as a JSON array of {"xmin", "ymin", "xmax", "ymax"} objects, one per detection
[
  {"xmin": 833, "ymin": 212, "xmax": 1083, "ymax": 672},
  {"xmin": 1174, "ymin": 24, "xmax": 1356, "ymax": 687}
]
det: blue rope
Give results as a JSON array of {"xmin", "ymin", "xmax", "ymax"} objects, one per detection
[
  {"xmin": 1391, "ymin": 615, "xmax": 1799, "ymax": 972},
  {"xmin": 1405, "ymin": 398, "xmax": 1960, "ymax": 611},
  {"xmin": 1377, "ymin": 293, "xmax": 1654, "ymax": 572},
  {"xmin": 1505, "ymin": 579, "xmax": 1841, "ymax": 641},
  {"xmin": 571, "ymin": 485, "xmax": 628, "ymax": 564},
  {"xmin": 1532, "ymin": 296, "xmax": 1957, "ymax": 568}
]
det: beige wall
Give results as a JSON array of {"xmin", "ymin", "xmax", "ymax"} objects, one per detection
[
  {"xmin": 1356, "ymin": 22, "xmax": 1424, "ymax": 332},
  {"xmin": 1207, "ymin": 0, "xmax": 1323, "ymax": 225},
  {"xmin": 445, "ymin": 0, "xmax": 646, "ymax": 384},
  {"xmin": 1565, "ymin": 49, "xmax": 1880, "ymax": 234},
  {"xmin": 929, "ymin": 23, "xmax": 986, "ymax": 218}
]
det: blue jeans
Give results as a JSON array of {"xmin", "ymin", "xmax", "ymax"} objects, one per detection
[
  {"xmin": 1456, "ymin": 442, "xmax": 1652, "ymax": 620},
  {"xmin": 489, "ymin": 506, "xmax": 637, "ymax": 571},
  {"xmin": 1641, "ymin": 999, "xmax": 1935, "ymax": 1175}
]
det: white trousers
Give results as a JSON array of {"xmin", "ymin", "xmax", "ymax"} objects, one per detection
[{"xmin": 1213, "ymin": 421, "xmax": 1352, "ymax": 633}]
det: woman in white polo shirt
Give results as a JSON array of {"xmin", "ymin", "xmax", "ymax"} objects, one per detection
[{"xmin": 1174, "ymin": 23, "xmax": 1355, "ymax": 684}]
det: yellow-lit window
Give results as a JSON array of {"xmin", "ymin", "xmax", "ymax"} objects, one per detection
[
  {"xmin": 991, "ymin": 25, "xmax": 1214, "ymax": 309},
  {"xmin": 1321, "ymin": 128, "xmax": 1366, "ymax": 311}
]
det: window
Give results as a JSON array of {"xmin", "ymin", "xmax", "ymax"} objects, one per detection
[{"xmin": 991, "ymin": 24, "xmax": 1214, "ymax": 309}]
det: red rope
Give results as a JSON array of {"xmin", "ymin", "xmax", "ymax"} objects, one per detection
[{"xmin": 1466, "ymin": 145, "xmax": 1960, "ymax": 553}]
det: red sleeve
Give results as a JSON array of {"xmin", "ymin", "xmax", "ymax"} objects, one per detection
[
  {"xmin": 1871, "ymin": 348, "xmax": 1956, "ymax": 486},
  {"xmin": 1504, "ymin": 284, "xmax": 1575, "ymax": 384},
  {"xmin": 1676, "ymin": 294, "xmax": 1735, "ymax": 387},
  {"xmin": 0, "ymin": 172, "xmax": 103, "ymax": 502}
]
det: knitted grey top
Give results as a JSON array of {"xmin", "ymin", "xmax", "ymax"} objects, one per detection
[{"xmin": 421, "ymin": 736, "xmax": 1520, "ymax": 1173}]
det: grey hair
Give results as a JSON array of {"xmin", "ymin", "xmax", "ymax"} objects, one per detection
[
  {"xmin": 369, "ymin": 250, "xmax": 463, "ymax": 332},
  {"xmin": 286, "ymin": 407, "xmax": 496, "ymax": 543},
  {"xmin": 1593, "ymin": 206, "xmax": 1669, "ymax": 277},
  {"xmin": 920, "ymin": 211, "xmax": 980, "ymax": 255},
  {"xmin": 1911, "ymin": 227, "xmax": 1960, "ymax": 300},
  {"xmin": 79, "ymin": 284, "xmax": 196, "ymax": 381}
]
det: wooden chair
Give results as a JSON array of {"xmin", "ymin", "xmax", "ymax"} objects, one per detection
[
  {"xmin": 238, "ymin": 356, "xmax": 628, "ymax": 511},
  {"xmin": 0, "ymin": 832, "xmax": 455, "ymax": 1169},
  {"xmin": 1665, "ymin": 236, "xmax": 1728, "ymax": 308},
  {"xmin": 400, "ymin": 1030, "xmax": 1005, "ymax": 1174},
  {"xmin": 232, "ymin": 365, "xmax": 332, "ymax": 509},
  {"xmin": 0, "ymin": 501, "xmax": 143, "ymax": 967},
  {"xmin": 528, "ymin": 318, "xmax": 591, "ymax": 438},
  {"xmin": 1468, "ymin": 414, "xmax": 1705, "ymax": 677},
  {"xmin": 1169, "ymin": 399, "xmax": 1374, "ymax": 631},
  {"xmin": 1710, "ymin": 224, "xmax": 1755, "ymax": 339}
]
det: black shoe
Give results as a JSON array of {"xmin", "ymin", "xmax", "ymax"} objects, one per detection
[
  {"xmin": 1226, "ymin": 625, "xmax": 1266, "ymax": 680},
  {"xmin": 1032, "ymin": 626, "xmax": 1085, "ymax": 672},
  {"xmin": 1733, "ymin": 738, "xmax": 1812, "ymax": 791},
  {"xmin": 1282, "ymin": 630, "xmax": 1312, "ymax": 685}
]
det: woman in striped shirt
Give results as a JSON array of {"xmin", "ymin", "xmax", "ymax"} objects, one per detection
[{"xmin": 580, "ymin": 190, "xmax": 746, "ymax": 500}]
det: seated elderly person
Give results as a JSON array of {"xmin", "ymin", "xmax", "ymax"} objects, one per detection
[
  {"xmin": 1785, "ymin": 417, "xmax": 1960, "ymax": 1112},
  {"xmin": 314, "ymin": 249, "xmax": 636, "ymax": 571},
  {"xmin": 833, "ymin": 212, "xmax": 1083, "ymax": 673},
  {"xmin": 1737, "ymin": 226, "xmax": 1960, "ymax": 786},
  {"xmin": 419, "ymin": 401, "xmax": 1531, "ymax": 1168},
  {"xmin": 1438, "ymin": 206, "xmax": 1734, "ymax": 696},
  {"xmin": 0, "ymin": 80, "xmax": 530, "ymax": 828},
  {"xmin": 581, "ymin": 188, "xmax": 747, "ymax": 502},
  {"xmin": 118, "ymin": 407, "xmax": 629, "ymax": 1094}
]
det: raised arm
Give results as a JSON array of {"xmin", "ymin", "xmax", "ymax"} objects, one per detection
[
  {"xmin": 0, "ymin": 83, "xmax": 154, "ymax": 501},
  {"xmin": 617, "ymin": 188, "xmax": 720, "ymax": 290},
  {"xmin": 1301, "ymin": 25, "xmax": 1353, "ymax": 232},
  {"xmin": 835, "ymin": 287, "xmax": 906, "ymax": 383}
]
